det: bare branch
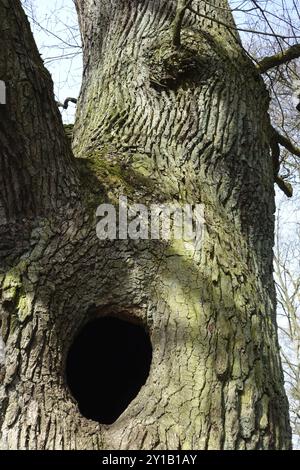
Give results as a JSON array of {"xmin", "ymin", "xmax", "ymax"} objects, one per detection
[
  {"xmin": 275, "ymin": 175, "xmax": 293, "ymax": 197},
  {"xmin": 273, "ymin": 127, "xmax": 300, "ymax": 158},
  {"xmin": 172, "ymin": 0, "xmax": 193, "ymax": 48},
  {"xmin": 56, "ymin": 97, "xmax": 78, "ymax": 110},
  {"xmin": 188, "ymin": 5, "xmax": 300, "ymax": 39},
  {"xmin": 257, "ymin": 44, "xmax": 300, "ymax": 74}
]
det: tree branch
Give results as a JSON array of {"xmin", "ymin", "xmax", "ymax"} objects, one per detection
[
  {"xmin": 270, "ymin": 126, "xmax": 299, "ymax": 198},
  {"xmin": 57, "ymin": 97, "xmax": 78, "ymax": 109},
  {"xmin": 187, "ymin": 5, "xmax": 300, "ymax": 40},
  {"xmin": 257, "ymin": 44, "xmax": 300, "ymax": 74},
  {"xmin": 172, "ymin": 0, "xmax": 193, "ymax": 48},
  {"xmin": 272, "ymin": 127, "xmax": 300, "ymax": 158},
  {"xmin": 275, "ymin": 175, "xmax": 293, "ymax": 198}
]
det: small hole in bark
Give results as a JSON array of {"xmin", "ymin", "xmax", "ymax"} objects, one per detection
[{"xmin": 65, "ymin": 316, "xmax": 152, "ymax": 424}]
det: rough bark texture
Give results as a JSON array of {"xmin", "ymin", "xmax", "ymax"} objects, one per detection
[
  {"xmin": 0, "ymin": 0, "xmax": 79, "ymax": 263},
  {"xmin": 0, "ymin": 0, "xmax": 291, "ymax": 450}
]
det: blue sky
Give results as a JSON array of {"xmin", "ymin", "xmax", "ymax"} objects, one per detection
[{"xmin": 23, "ymin": 0, "xmax": 82, "ymax": 123}]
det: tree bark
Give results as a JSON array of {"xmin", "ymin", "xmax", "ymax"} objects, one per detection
[
  {"xmin": 0, "ymin": 0, "xmax": 291, "ymax": 450},
  {"xmin": 0, "ymin": 0, "xmax": 79, "ymax": 263}
]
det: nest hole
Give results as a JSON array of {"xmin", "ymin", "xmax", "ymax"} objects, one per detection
[{"xmin": 65, "ymin": 316, "xmax": 152, "ymax": 425}]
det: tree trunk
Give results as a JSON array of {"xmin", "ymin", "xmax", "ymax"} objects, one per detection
[{"xmin": 0, "ymin": 0, "xmax": 292, "ymax": 450}]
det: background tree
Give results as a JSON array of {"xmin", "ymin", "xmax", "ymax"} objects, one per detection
[
  {"xmin": 0, "ymin": 0, "xmax": 298, "ymax": 449},
  {"xmin": 275, "ymin": 203, "xmax": 300, "ymax": 448}
]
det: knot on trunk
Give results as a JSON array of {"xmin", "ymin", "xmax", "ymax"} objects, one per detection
[{"xmin": 146, "ymin": 33, "xmax": 219, "ymax": 91}]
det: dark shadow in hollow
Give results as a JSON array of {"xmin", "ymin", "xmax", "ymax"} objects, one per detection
[{"xmin": 65, "ymin": 316, "xmax": 152, "ymax": 424}]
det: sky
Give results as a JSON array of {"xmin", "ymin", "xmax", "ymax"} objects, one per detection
[{"xmin": 22, "ymin": 0, "xmax": 82, "ymax": 123}]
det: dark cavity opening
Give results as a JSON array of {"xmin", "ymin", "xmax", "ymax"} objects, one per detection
[{"xmin": 65, "ymin": 316, "xmax": 152, "ymax": 424}]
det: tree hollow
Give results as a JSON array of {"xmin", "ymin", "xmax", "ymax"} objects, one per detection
[{"xmin": 66, "ymin": 316, "xmax": 152, "ymax": 425}]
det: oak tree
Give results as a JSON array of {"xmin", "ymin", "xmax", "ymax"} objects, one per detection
[{"xmin": 1, "ymin": 0, "xmax": 299, "ymax": 450}]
